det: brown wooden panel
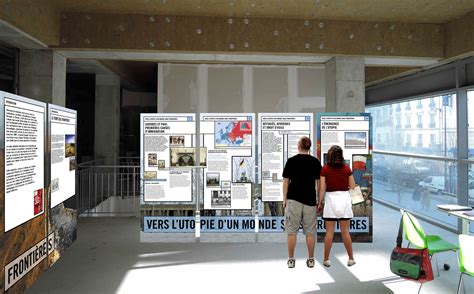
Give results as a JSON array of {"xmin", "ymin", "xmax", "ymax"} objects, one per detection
[{"xmin": 58, "ymin": 13, "xmax": 444, "ymax": 59}]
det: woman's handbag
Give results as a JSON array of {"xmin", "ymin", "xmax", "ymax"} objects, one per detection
[
  {"xmin": 349, "ymin": 185, "xmax": 365, "ymax": 205},
  {"xmin": 390, "ymin": 213, "xmax": 434, "ymax": 282}
]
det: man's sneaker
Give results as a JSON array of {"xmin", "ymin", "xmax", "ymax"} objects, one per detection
[
  {"xmin": 347, "ymin": 259, "xmax": 356, "ymax": 267},
  {"xmin": 287, "ymin": 258, "xmax": 295, "ymax": 268},
  {"xmin": 306, "ymin": 258, "xmax": 315, "ymax": 268},
  {"xmin": 323, "ymin": 260, "xmax": 331, "ymax": 267}
]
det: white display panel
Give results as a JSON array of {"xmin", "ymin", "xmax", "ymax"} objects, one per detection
[
  {"xmin": 319, "ymin": 115, "xmax": 370, "ymax": 167},
  {"xmin": 50, "ymin": 106, "xmax": 77, "ymax": 208},
  {"xmin": 3, "ymin": 93, "xmax": 45, "ymax": 232},
  {"xmin": 141, "ymin": 114, "xmax": 197, "ymax": 202},
  {"xmin": 201, "ymin": 113, "xmax": 255, "ymax": 210},
  {"xmin": 258, "ymin": 113, "xmax": 313, "ymax": 202}
]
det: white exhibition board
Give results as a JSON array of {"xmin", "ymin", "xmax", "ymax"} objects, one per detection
[
  {"xmin": 141, "ymin": 113, "xmax": 196, "ymax": 202},
  {"xmin": 319, "ymin": 115, "xmax": 370, "ymax": 167},
  {"xmin": 258, "ymin": 113, "xmax": 313, "ymax": 202},
  {"xmin": 50, "ymin": 106, "xmax": 77, "ymax": 208},
  {"xmin": 2, "ymin": 92, "xmax": 45, "ymax": 232},
  {"xmin": 201, "ymin": 113, "xmax": 255, "ymax": 210}
]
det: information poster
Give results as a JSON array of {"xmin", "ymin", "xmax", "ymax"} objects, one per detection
[
  {"xmin": 201, "ymin": 113, "xmax": 255, "ymax": 210},
  {"xmin": 4, "ymin": 95, "xmax": 45, "ymax": 232},
  {"xmin": 259, "ymin": 113, "xmax": 313, "ymax": 202},
  {"xmin": 141, "ymin": 114, "xmax": 199, "ymax": 202},
  {"xmin": 50, "ymin": 107, "xmax": 76, "ymax": 208},
  {"xmin": 317, "ymin": 113, "xmax": 373, "ymax": 242}
]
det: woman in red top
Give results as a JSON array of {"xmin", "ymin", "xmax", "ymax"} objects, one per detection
[{"xmin": 317, "ymin": 145, "xmax": 356, "ymax": 267}]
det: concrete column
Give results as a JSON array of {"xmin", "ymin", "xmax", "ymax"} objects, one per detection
[
  {"xmin": 94, "ymin": 74, "xmax": 120, "ymax": 164},
  {"xmin": 18, "ymin": 50, "xmax": 66, "ymax": 106},
  {"xmin": 325, "ymin": 57, "xmax": 365, "ymax": 112}
]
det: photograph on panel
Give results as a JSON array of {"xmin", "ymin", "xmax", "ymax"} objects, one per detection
[
  {"xmin": 65, "ymin": 134, "xmax": 76, "ymax": 157},
  {"xmin": 69, "ymin": 156, "xmax": 76, "ymax": 171},
  {"xmin": 344, "ymin": 132, "xmax": 367, "ymax": 149},
  {"xmin": 221, "ymin": 181, "xmax": 231, "ymax": 189},
  {"xmin": 170, "ymin": 147, "xmax": 207, "ymax": 167},
  {"xmin": 144, "ymin": 171, "xmax": 157, "ymax": 180},
  {"xmin": 34, "ymin": 188, "xmax": 44, "ymax": 215},
  {"xmin": 158, "ymin": 160, "xmax": 165, "ymax": 169},
  {"xmin": 211, "ymin": 190, "xmax": 231, "ymax": 208},
  {"xmin": 232, "ymin": 156, "xmax": 254, "ymax": 183},
  {"xmin": 169, "ymin": 135, "xmax": 185, "ymax": 146},
  {"xmin": 214, "ymin": 121, "xmax": 252, "ymax": 148},
  {"xmin": 148, "ymin": 153, "xmax": 158, "ymax": 166},
  {"xmin": 206, "ymin": 173, "xmax": 220, "ymax": 187}
]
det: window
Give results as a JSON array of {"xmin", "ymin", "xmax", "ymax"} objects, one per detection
[
  {"xmin": 430, "ymin": 134, "xmax": 436, "ymax": 146},
  {"xmin": 429, "ymin": 98, "xmax": 436, "ymax": 108},
  {"xmin": 468, "ymin": 90, "xmax": 474, "ymax": 159},
  {"xmin": 429, "ymin": 113, "xmax": 436, "ymax": 128},
  {"xmin": 417, "ymin": 100, "xmax": 423, "ymax": 109},
  {"xmin": 417, "ymin": 114, "xmax": 423, "ymax": 128},
  {"xmin": 366, "ymin": 93, "xmax": 456, "ymax": 157},
  {"xmin": 368, "ymin": 92, "xmax": 463, "ymax": 232},
  {"xmin": 405, "ymin": 114, "xmax": 411, "ymax": 128},
  {"xmin": 417, "ymin": 134, "xmax": 423, "ymax": 147}
]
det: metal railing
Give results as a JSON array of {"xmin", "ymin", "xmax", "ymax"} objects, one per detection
[{"xmin": 76, "ymin": 157, "xmax": 140, "ymax": 216}]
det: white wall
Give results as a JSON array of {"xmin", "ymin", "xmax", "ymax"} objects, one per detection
[{"xmin": 158, "ymin": 63, "xmax": 325, "ymax": 113}]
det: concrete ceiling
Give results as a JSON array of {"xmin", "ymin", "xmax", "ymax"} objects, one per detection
[{"xmin": 53, "ymin": 0, "xmax": 474, "ymax": 24}]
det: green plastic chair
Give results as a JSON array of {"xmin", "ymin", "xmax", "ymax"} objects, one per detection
[
  {"xmin": 401, "ymin": 210, "xmax": 459, "ymax": 276},
  {"xmin": 457, "ymin": 234, "xmax": 474, "ymax": 294}
]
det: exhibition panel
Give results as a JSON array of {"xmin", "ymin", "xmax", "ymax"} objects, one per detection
[
  {"xmin": 0, "ymin": 91, "xmax": 48, "ymax": 292},
  {"xmin": 140, "ymin": 113, "xmax": 197, "ymax": 203},
  {"xmin": 317, "ymin": 113, "xmax": 373, "ymax": 242},
  {"xmin": 141, "ymin": 112, "xmax": 373, "ymax": 240},
  {"xmin": 47, "ymin": 104, "xmax": 78, "ymax": 266},
  {"xmin": 258, "ymin": 113, "xmax": 314, "ymax": 202},
  {"xmin": 200, "ymin": 113, "xmax": 255, "ymax": 211},
  {"xmin": 4, "ymin": 95, "xmax": 46, "ymax": 232},
  {"xmin": 0, "ymin": 91, "xmax": 78, "ymax": 292}
]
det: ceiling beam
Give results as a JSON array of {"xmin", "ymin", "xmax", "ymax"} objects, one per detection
[
  {"xmin": 57, "ymin": 12, "xmax": 444, "ymax": 59},
  {"xmin": 0, "ymin": 0, "xmax": 60, "ymax": 46},
  {"xmin": 365, "ymin": 66, "xmax": 421, "ymax": 86},
  {"xmin": 444, "ymin": 11, "xmax": 474, "ymax": 59}
]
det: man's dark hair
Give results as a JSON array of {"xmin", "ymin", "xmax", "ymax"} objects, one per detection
[
  {"xmin": 327, "ymin": 145, "xmax": 344, "ymax": 167},
  {"xmin": 298, "ymin": 136, "xmax": 311, "ymax": 151}
]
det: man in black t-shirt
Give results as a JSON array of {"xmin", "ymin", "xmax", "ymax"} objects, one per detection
[{"xmin": 282, "ymin": 136, "xmax": 321, "ymax": 268}]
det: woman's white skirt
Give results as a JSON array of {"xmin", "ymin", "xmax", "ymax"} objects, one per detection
[{"xmin": 323, "ymin": 190, "xmax": 353, "ymax": 220}]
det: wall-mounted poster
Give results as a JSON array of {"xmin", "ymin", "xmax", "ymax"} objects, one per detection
[
  {"xmin": 140, "ymin": 114, "xmax": 197, "ymax": 202},
  {"xmin": 50, "ymin": 107, "xmax": 77, "ymax": 207},
  {"xmin": 3, "ymin": 94, "xmax": 45, "ymax": 232},
  {"xmin": 317, "ymin": 113, "xmax": 373, "ymax": 242},
  {"xmin": 201, "ymin": 113, "xmax": 255, "ymax": 210},
  {"xmin": 258, "ymin": 113, "xmax": 313, "ymax": 202}
]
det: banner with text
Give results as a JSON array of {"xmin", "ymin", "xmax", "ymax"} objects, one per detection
[{"xmin": 144, "ymin": 216, "xmax": 369, "ymax": 233}]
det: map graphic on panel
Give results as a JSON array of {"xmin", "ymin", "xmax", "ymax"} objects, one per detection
[{"xmin": 215, "ymin": 121, "xmax": 252, "ymax": 148}]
